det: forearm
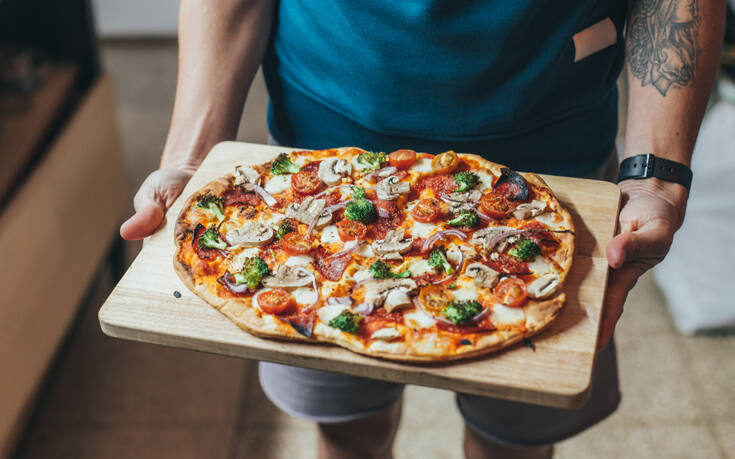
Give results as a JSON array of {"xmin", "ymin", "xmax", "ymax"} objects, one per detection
[
  {"xmin": 624, "ymin": 0, "xmax": 725, "ymax": 167},
  {"xmin": 160, "ymin": 0, "xmax": 275, "ymax": 171}
]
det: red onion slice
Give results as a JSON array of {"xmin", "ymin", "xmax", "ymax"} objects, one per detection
[
  {"xmin": 252, "ymin": 184, "xmax": 277, "ymax": 207},
  {"xmin": 471, "ymin": 307, "xmax": 490, "ymax": 323},
  {"xmin": 300, "ymin": 269, "xmax": 320, "ymax": 311},
  {"xmin": 432, "ymin": 274, "xmax": 454, "ymax": 285},
  {"xmin": 329, "ymin": 239, "xmax": 359, "ymax": 259},
  {"xmin": 366, "ymin": 166, "xmax": 397, "ymax": 182},
  {"xmin": 216, "ymin": 248, "xmax": 231, "ymax": 258},
  {"xmin": 353, "ymin": 302, "xmax": 374, "ymax": 315},
  {"xmin": 484, "ymin": 229, "xmax": 529, "ymax": 251},
  {"xmin": 475, "ymin": 209, "xmax": 493, "ymax": 221},
  {"xmin": 377, "ymin": 207, "xmax": 391, "ymax": 218},
  {"xmin": 412, "ymin": 296, "xmax": 454, "ymax": 326},
  {"xmin": 421, "ymin": 229, "xmax": 468, "ymax": 252},
  {"xmin": 324, "ymin": 202, "xmax": 348, "ymax": 213},
  {"xmin": 223, "ymin": 274, "xmax": 252, "ymax": 294},
  {"xmin": 327, "ymin": 296, "xmax": 353, "ymax": 306}
]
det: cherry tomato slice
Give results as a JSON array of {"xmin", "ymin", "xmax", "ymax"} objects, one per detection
[
  {"xmin": 283, "ymin": 232, "xmax": 312, "ymax": 254},
  {"xmin": 419, "ymin": 285, "xmax": 453, "ymax": 317},
  {"xmin": 336, "ymin": 219, "xmax": 367, "ymax": 241},
  {"xmin": 479, "ymin": 193, "xmax": 516, "ymax": 219},
  {"xmin": 388, "ymin": 149, "xmax": 418, "ymax": 170},
  {"xmin": 411, "ymin": 198, "xmax": 442, "ymax": 223},
  {"xmin": 291, "ymin": 170, "xmax": 322, "ymax": 195},
  {"xmin": 494, "ymin": 277, "xmax": 528, "ymax": 308},
  {"xmin": 256, "ymin": 288, "xmax": 294, "ymax": 314},
  {"xmin": 431, "ymin": 151, "xmax": 459, "ymax": 174}
]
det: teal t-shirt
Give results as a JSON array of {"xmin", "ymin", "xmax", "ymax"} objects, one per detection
[{"xmin": 262, "ymin": 1, "xmax": 626, "ymax": 176}]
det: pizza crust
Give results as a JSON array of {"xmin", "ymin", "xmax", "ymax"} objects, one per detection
[{"xmin": 173, "ymin": 149, "xmax": 574, "ymax": 362}]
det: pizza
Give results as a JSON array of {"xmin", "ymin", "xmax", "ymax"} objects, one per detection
[{"xmin": 173, "ymin": 147, "xmax": 574, "ymax": 361}]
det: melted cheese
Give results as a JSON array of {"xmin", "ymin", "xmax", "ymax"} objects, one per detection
[
  {"xmin": 475, "ymin": 171, "xmax": 495, "ymax": 191},
  {"xmin": 317, "ymin": 303, "xmax": 349, "ymax": 323},
  {"xmin": 528, "ymin": 256, "xmax": 555, "ymax": 276},
  {"xmin": 451, "ymin": 278, "xmax": 479, "ymax": 302},
  {"xmin": 490, "ymin": 304, "xmax": 526, "ymax": 327},
  {"xmin": 407, "ymin": 258, "xmax": 433, "ymax": 276},
  {"xmin": 284, "ymin": 255, "xmax": 314, "ymax": 266},
  {"xmin": 353, "ymin": 269, "xmax": 373, "ymax": 282},
  {"xmin": 411, "ymin": 221, "xmax": 439, "ymax": 238},
  {"xmin": 404, "ymin": 311, "xmax": 437, "ymax": 329},
  {"xmin": 356, "ymin": 242, "xmax": 374, "ymax": 257},
  {"xmin": 264, "ymin": 175, "xmax": 291, "ymax": 194},
  {"xmin": 320, "ymin": 225, "xmax": 341, "ymax": 244},
  {"xmin": 292, "ymin": 287, "xmax": 318, "ymax": 306},
  {"xmin": 409, "ymin": 158, "xmax": 433, "ymax": 173},
  {"xmin": 259, "ymin": 212, "xmax": 285, "ymax": 226},
  {"xmin": 535, "ymin": 212, "xmax": 566, "ymax": 230}
]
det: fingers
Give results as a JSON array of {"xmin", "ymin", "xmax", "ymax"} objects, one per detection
[
  {"xmin": 120, "ymin": 201, "xmax": 165, "ymax": 241},
  {"xmin": 606, "ymin": 220, "xmax": 673, "ymax": 269},
  {"xmin": 597, "ymin": 264, "xmax": 641, "ymax": 350}
]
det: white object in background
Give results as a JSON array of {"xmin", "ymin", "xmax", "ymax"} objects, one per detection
[
  {"xmin": 653, "ymin": 101, "xmax": 735, "ymax": 334},
  {"xmin": 92, "ymin": 0, "xmax": 179, "ymax": 37}
]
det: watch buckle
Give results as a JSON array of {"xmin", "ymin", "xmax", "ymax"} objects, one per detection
[{"xmin": 641, "ymin": 154, "xmax": 655, "ymax": 178}]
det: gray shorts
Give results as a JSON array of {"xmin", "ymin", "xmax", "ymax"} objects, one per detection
[{"xmin": 259, "ymin": 341, "xmax": 620, "ymax": 447}]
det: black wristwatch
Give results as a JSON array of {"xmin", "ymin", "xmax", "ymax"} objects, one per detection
[{"xmin": 617, "ymin": 154, "xmax": 693, "ymax": 192}]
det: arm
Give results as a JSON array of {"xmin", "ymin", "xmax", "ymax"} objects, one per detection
[
  {"xmin": 120, "ymin": 0, "xmax": 275, "ymax": 240},
  {"xmin": 599, "ymin": 0, "xmax": 725, "ymax": 348}
]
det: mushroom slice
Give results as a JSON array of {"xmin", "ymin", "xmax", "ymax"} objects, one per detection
[
  {"xmin": 511, "ymin": 200, "xmax": 547, "ymax": 220},
  {"xmin": 286, "ymin": 197, "xmax": 332, "ymax": 227},
  {"xmin": 470, "ymin": 226, "xmax": 514, "ymax": 250},
  {"xmin": 225, "ymin": 221, "xmax": 274, "ymax": 247},
  {"xmin": 318, "ymin": 158, "xmax": 353, "ymax": 186},
  {"xmin": 527, "ymin": 273, "xmax": 561, "ymax": 299},
  {"xmin": 370, "ymin": 327, "xmax": 403, "ymax": 341},
  {"xmin": 234, "ymin": 166, "xmax": 261, "ymax": 187},
  {"xmin": 262, "ymin": 265, "xmax": 313, "ymax": 288},
  {"xmin": 376, "ymin": 175, "xmax": 411, "ymax": 201},
  {"xmin": 383, "ymin": 289, "xmax": 412, "ymax": 313},
  {"xmin": 444, "ymin": 190, "xmax": 482, "ymax": 213},
  {"xmin": 362, "ymin": 278, "xmax": 417, "ymax": 310},
  {"xmin": 371, "ymin": 228, "xmax": 413, "ymax": 260},
  {"xmin": 466, "ymin": 262, "xmax": 500, "ymax": 289}
]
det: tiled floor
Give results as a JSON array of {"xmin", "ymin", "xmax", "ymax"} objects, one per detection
[{"xmin": 12, "ymin": 40, "xmax": 734, "ymax": 459}]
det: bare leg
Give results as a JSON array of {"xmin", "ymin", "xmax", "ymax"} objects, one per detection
[
  {"xmin": 464, "ymin": 424, "xmax": 553, "ymax": 459},
  {"xmin": 318, "ymin": 398, "xmax": 402, "ymax": 459}
]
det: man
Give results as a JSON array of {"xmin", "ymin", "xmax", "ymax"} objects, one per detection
[{"xmin": 120, "ymin": 1, "xmax": 724, "ymax": 457}]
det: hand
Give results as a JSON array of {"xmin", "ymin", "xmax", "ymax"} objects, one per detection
[
  {"xmin": 120, "ymin": 168, "xmax": 195, "ymax": 240},
  {"xmin": 599, "ymin": 178, "xmax": 688, "ymax": 350}
]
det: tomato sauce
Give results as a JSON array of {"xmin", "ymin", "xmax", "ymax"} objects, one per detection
[{"xmin": 366, "ymin": 199, "xmax": 405, "ymax": 240}]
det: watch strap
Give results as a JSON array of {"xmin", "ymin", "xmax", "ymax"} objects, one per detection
[{"xmin": 617, "ymin": 154, "xmax": 693, "ymax": 192}]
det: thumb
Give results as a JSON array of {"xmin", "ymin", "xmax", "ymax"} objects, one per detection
[
  {"xmin": 120, "ymin": 193, "xmax": 165, "ymax": 241},
  {"xmin": 606, "ymin": 220, "xmax": 672, "ymax": 269}
]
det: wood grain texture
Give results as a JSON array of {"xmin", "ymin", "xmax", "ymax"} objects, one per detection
[{"xmin": 99, "ymin": 141, "xmax": 620, "ymax": 409}]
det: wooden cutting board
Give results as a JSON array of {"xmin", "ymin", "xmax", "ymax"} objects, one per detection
[{"xmin": 99, "ymin": 141, "xmax": 620, "ymax": 409}]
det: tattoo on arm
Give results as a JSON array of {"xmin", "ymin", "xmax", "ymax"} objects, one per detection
[{"xmin": 626, "ymin": 0, "xmax": 700, "ymax": 96}]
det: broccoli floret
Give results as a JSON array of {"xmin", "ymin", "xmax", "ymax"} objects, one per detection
[
  {"xmin": 454, "ymin": 171, "xmax": 480, "ymax": 193},
  {"xmin": 196, "ymin": 194, "xmax": 224, "ymax": 221},
  {"xmin": 345, "ymin": 198, "xmax": 378, "ymax": 223},
  {"xmin": 356, "ymin": 151, "xmax": 387, "ymax": 171},
  {"xmin": 274, "ymin": 220, "xmax": 293, "ymax": 239},
  {"xmin": 351, "ymin": 185, "xmax": 367, "ymax": 199},
  {"xmin": 198, "ymin": 226, "xmax": 227, "ymax": 250},
  {"xmin": 232, "ymin": 257, "xmax": 270, "ymax": 289},
  {"xmin": 271, "ymin": 153, "xmax": 301, "ymax": 175},
  {"xmin": 328, "ymin": 310, "xmax": 363, "ymax": 334},
  {"xmin": 448, "ymin": 211, "xmax": 480, "ymax": 228},
  {"xmin": 428, "ymin": 246, "xmax": 454, "ymax": 275},
  {"xmin": 442, "ymin": 300, "xmax": 482, "ymax": 325},
  {"xmin": 369, "ymin": 261, "xmax": 411, "ymax": 279},
  {"xmin": 508, "ymin": 238, "xmax": 541, "ymax": 261}
]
